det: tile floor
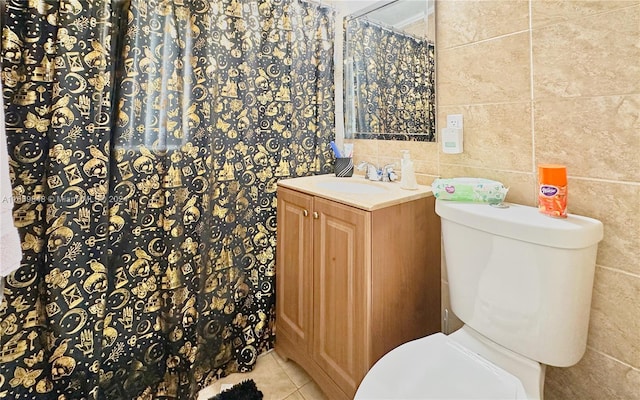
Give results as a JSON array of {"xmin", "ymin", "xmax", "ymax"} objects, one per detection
[{"xmin": 197, "ymin": 350, "xmax": 328, "ymax": 400}]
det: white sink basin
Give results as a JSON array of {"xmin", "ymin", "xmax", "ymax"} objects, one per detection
[
  {"xmin": 278, "ymin": 175, "xmax": 431, "ymax": 211},
  {"xmin": 315, "ymin": 179, "xmax": 389, "ymax": 194}
]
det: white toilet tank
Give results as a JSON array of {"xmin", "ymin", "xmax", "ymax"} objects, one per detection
[{"xmin": 436, "ymin": 201, "xmax": 603, "ymax": 368}]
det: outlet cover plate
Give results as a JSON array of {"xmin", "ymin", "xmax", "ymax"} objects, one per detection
[{"xmin": 447, "ymin": 114, "xmax": 463, "ymax": 129}]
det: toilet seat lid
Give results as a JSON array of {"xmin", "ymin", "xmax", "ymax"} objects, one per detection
[{"xmin": 355, "ymin": 333, "xmax": 526, "ymax": 399}]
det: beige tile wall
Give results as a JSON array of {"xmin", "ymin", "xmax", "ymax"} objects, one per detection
[{"xmin": 343, "ymin": 0, "xmax": 640, "ymax": 398}]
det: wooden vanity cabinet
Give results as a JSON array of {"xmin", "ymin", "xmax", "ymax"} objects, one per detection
[{"xmin": 275, "ymin": 186, "xmax": 441, "ymax": 400}]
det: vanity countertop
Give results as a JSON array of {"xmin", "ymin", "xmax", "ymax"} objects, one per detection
[{"xmin": 277, "ymin": 174, "xmax": 433, "ymax": 211}]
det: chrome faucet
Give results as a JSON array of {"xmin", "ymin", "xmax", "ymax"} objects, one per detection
[{"xmin": 357, "ymin": 161, "xmax": 398, "ymax": 182}]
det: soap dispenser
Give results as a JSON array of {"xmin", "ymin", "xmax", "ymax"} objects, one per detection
[{"xmin": 400, "ymin": 150, "xmax": 418, "ymax": 190}]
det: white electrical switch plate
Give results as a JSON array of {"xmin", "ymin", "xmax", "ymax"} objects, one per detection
[
  {"xmin": 441, "ymin": 127, "xmax": 463, "ymax": 154},
  {"xmin": 447, "ymin": 114, "xmax": 463, "ymax": 129}
]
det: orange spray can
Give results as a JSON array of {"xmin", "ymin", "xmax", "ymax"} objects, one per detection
[{"xmin": 538, "ymin": 164, "xmax": 567, "ymax": 218}]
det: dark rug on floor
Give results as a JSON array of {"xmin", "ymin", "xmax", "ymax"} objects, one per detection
[{"xmin": 209, "ymin": 379, "xmax": 263, "ymax": 400}]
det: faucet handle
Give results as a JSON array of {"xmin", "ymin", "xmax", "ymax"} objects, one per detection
[
  {"xmin": 369, "ymin": 165, "xmax": 381, "ymax": 181},
  {"xmin": 382, "ymin": 163, "xmax": 398, "ymax": 182},
  {"xmin": 357, "ymin": 161, "xmax": 380, "ymax": 180}
]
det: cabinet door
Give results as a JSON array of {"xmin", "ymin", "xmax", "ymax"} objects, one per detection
[
  {"xmin": 312, "ymin": 197, "xmax": 370, "ymax": 398},
  {"xmin": 276, "ymin": 188, "xmax": 314, "ymax": 351}
]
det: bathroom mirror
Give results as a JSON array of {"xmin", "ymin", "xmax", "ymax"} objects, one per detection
[{"xmin": 344, "ymin": 0, "xmax": 435, "ymax": 142}]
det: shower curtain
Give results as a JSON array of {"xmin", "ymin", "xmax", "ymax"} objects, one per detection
[
  {"xmin": 0, "ymin": 0, "xmax": 334, "ymax": 398},
  {"xmin": 346, "ymin": 18, "xmax": 435, "ymax": 141}
]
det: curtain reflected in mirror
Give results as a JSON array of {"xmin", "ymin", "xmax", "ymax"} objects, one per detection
[{"xmin": 344, "ymin": 0, "xmax": 435, "ymax": 142}]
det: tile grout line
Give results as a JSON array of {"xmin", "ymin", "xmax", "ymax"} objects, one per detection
[
  {"xmin": 587, "ymin": 345, "xmax": 640, "ymax": 373},
  {"xmin": 528, "ymin": 0, "xmax": 537, "ymax": 184}
]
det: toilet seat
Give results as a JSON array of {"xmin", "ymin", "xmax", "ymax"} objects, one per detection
[{"xmin": 355, "ymin": 332, "xmax": 527, "ymax": 399}]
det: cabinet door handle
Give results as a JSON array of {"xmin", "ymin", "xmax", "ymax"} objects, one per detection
[
  {"xmin": 303, "ymin": 209, "xmax": 308, "ymax": 217},
  {"xmin": 313, "ymin": 212, "xmax": 319, "ymax": 219}
]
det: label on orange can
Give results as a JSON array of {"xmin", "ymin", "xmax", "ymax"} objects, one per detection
[{"xmin": 538, "ymin": 184, "xmax": 567, "ymax": 218}]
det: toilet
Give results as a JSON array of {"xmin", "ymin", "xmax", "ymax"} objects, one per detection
[{"xmin": 355, "ymin": 200, "xmax": 603, "ymax": 400}]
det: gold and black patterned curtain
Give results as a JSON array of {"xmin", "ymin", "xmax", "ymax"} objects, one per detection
[
  {"xmin": 0, "ymin": 0, "xmax": 334, "ymax": 398},
  {"xmin": 346, "ymin": 18, "xmax": 434, "ymax": 141}
]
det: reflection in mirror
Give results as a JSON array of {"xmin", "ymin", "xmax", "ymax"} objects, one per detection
[{"xmin": 344, "ymin": 0, "xmax": 435, "ymax": 141}]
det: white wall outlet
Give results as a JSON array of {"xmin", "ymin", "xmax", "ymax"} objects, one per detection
[{"xmin": 447, "ymin": 114, "xmax": 463, "ymax": 129}]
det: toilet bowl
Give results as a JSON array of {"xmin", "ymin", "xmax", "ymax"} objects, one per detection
[
  {"xmin": 355, "ymin": 200, "xmax": 603, "ymax": 400},
  {"xmin": 355, "ymin": 325, "xmax": 542, "ymax": 399}
]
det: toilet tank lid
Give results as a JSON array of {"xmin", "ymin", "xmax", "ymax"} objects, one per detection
[{"xmin": 435, "ymin": 201, "xmax": 603, "ymax": 249}]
